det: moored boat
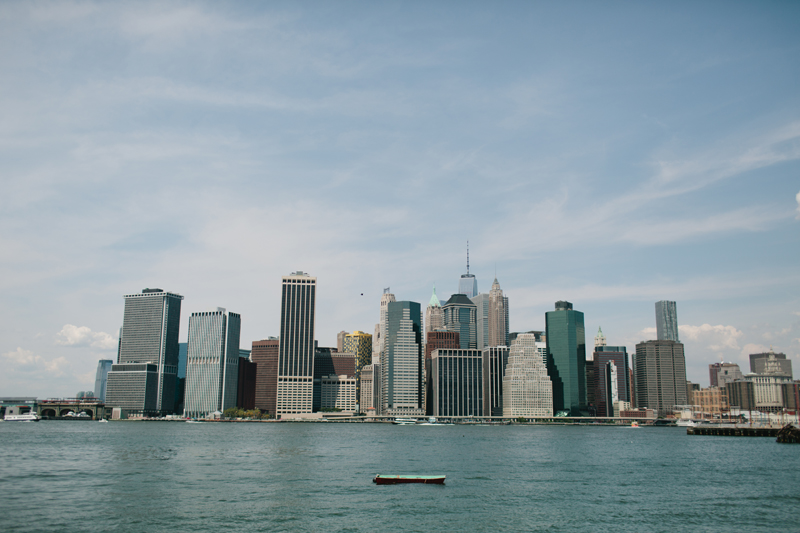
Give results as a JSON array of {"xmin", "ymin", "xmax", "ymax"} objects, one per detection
[
  {"xmin": 392, "ymin": 417, "xmax": 418, "ymax": 425},
  {"xmin": 373, "ymin": 475, "xmax": 445, "ymax": 485},
  {"xmin": 4, "ymin": 412, "xmax": 40, "ymax": 422}
]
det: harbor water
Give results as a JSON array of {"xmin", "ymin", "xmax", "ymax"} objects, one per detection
[{"xmin": 1, "ymin": 421, "xmax": 798, "ymax": 532}]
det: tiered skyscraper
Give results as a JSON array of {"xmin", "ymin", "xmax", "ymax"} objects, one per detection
[
  {"xmin": 382, "ymin": 300, "xmax": 424, "ymax": 416},
  {"xmin": 276, "ymin": 272, "xmax": 316, "ymax": 417},
  {"xmin": 545, "ymin": 300, "xmax": 586, "ymax": 416},
  {"xmin": 503, "ymin": 333, "xmax": 553, "ymax": 417},
  {"xmin": 444, "ymin": 294, "xmax": 477, "ymax": 349},
  {"xmin": 183, "ymin": 308, "xmax": 241, "ymax": 418},
  {"xmin": 105, "ymin": 288, "xmax": 183, "ymax": 416},
  {"xmin": 425, "ymin": 284, "xmax": 444, "ymax": 334},
  {"xmin": 655, "ymin": 301, "xmax": 679, "ymax": 342}
]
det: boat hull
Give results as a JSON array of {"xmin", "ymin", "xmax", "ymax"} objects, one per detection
[{"xmin": 373, "ymin": 475, "xmax": 445, "ymax": 485}]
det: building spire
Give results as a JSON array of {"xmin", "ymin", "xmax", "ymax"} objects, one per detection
[{"xmin": 466, "ymin": 241, "xmax": 470, "ymax": 275}]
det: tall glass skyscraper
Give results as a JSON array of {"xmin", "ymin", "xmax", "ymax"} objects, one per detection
[
  {"xmin": 94, "ymin": 359, "xmax": 113, "ymax": 402},
  {"xmin": 457, "ymin": 242, "xmax": 478, "ymax": 298},
  {"xmin": 655, "ymin": 301, "xmax": 679, "ymax": 342},
  {"xmin": 105, "ymin": 288, "xmax": 183, "ymax": 415},
  {"xmin": 545, "ymin": 300, "xmax": 586, "ymax": 416},
  {"xmin": 276, "ymin": 271, "xmax": 316, "ymax": 417},
  {"xmin": 183, "ymin": 308, "xmax": 241, "ymax": 418},
  {"xmin": 443, "ymin": 294, "xmax": 477, "ymax": 349}
]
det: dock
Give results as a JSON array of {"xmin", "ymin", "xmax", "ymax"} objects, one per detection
[{"xmin": 687, "ymin": 426, "xmax": 780, "ymax": 437}]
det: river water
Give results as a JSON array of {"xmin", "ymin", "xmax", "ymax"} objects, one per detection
[{"xmin": 0, "ymin": 421, "xmax": 798, "ymax": 532}]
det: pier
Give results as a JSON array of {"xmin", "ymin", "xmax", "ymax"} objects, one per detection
[{"xmin": 686, "ymin": 426, "xmax": 780, "ymax": 437}]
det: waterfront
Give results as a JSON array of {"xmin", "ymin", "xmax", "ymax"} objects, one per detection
[{"xmin": 1, "ymin": 422, "xmax": 798, "ymax": 532}]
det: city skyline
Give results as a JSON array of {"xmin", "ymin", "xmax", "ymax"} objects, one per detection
[{"xmin": 1, "ymin": 2, "xmax": 799, "ymax": 398}]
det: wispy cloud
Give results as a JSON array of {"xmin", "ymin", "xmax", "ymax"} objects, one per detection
[{"xmin": 56, "ymin": 325, "xmax": 117, "ymax": 350}]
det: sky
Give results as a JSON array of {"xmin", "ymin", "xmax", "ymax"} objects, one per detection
[{"xmin": 1, "ymin": 1, "xmax": 799, "ymax": 398}]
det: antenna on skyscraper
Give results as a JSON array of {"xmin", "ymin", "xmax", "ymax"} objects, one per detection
[{"xmin": 466, "ymin": 241, "xmax": 470, "ymax": 275}]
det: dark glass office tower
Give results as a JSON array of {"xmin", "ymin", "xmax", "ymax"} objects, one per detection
[
  {"xmin": 545, "ymin": 300, "xmax": 586, "ymax": 416},
  {"xmin": 443, "ymin": 294, "xmax": 477, "ymax": 349},
  {"xmin": 276, "ymin": 271, "xmax": 316, "ymax": 417}
]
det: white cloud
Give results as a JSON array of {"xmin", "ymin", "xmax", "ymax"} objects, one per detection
[
  {"xmin": 1, "ymin": 347, "xmax": 66, "ymax": 375},
  {"xmin": 680, "ymin": 324, "xmax": 743, "ymax": 353},
  {"xmin": 57, "ymin": 324, "xmax": 117, "ymax": 349}
]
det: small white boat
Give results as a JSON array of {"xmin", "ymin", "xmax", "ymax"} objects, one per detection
[
  {"xmin": 98, "ymin": 419, "xmax": 109, "ymax": 423},
  {"xmin": 392, "ymin": 417, "xmax": 418, "ymax": 425},
  {"xmin": 4, "ymin": 412, "xmax": 41, "ymax": 422}
]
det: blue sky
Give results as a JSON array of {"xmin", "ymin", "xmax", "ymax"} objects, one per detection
[{"xmin": 1, "ymin": 1, "xmax": 798, "ymax": 397}]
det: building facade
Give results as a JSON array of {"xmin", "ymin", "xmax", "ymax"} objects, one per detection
[
  {"xmin": 503, "ymin": 334, "xmax": 553, "ymax": 418},
  {"xmin": 425, "ymin": 285, "xmax": 444, "ymax": 334},
  {"xmin": 382, "ymin": 300, "xmax": 424, "ymax": 416},
  {"xmin": 430, "ymin": 348, "xmax": 484, "ymax": 417},
  {"xmin": 749, "ymin": 350, "xmax": 793, "ymax": 378},
  {"xmin": 545, "ymin": 301, "xmax": 586, "ymax": 416},
  {"xmin": 634, "ymin": 340, "xmax": 687, "ymax": 416},
  {"xmin": 592, "ymin": 346, "xmax": 630, "ymax": 417},
  {"xmin": 443, "ymin": 294, "xmax": 477, "ymax": 350},
  {"xmin": 106, "ymin": 288, "xmax": 183, "ymax": 416},
  {"xmin": 237, "ymin": 357, "xmax": 257, "ymax": 410},
  {"xmin": 709, "ymin": 362, "xmax": 743, "ymax": 388},
  {"xmin": 471, "ymin": 293, "xmax": 489, "ymax": 349},
  {"xmin": 183, "ymin": 308, "xmax": 242, "ymax": 418},
  {"xmin": 276, "ymin": 272, "xmax": 316, "ymax": 417},
  {"xmin": 343, "ymin": 331, "xmax": 373, "ymax": 402},
  {"xmin": 484, "ymin": 346, "xmax": 509, "ymax": 417},
  {"xmin": 94, "ymin": 359, "xmax": 113, "ymax": 402},
  {"xmin": 655, "ymin": 300, "xmax": 679, "ymax": 342},
  {"xmin": 251, "ymin": 338, "xmax": 279, "ymax": 416},
  {"xmin": 320, "ymin": 375, "xmax": 357, "ymax": 412},
  {"xmin": 487, "ymin": 278, "xmax": 509, "ymax": 348}
]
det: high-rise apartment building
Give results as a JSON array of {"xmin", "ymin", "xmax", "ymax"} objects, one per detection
[
  {"xmin": 503, "ymin": 333, "xmax": 553, "ymax": 417},
  {"xmin": 94, "ymin": 360, "xmax": 113, "ymax": 402},
  {"xmin": 276, "ymin": 272, "xmax": 316, "ymax": 417},
  {"xmin": 251, "ymin": 338, "xmax": 279, "ymax": 416},
  {"xmin": 545, "ymin": 301, "xmax": 586, "ymax": 416},
  {"xmin": 443, "ymin": 294, "xmax": 477, "ymax": 349},
  {"xmin": 655, "ymin": 301, "xmax": 679, "ymax": 342},
  {"xmin": 183, "ymin": 308, "xmax": 241, "ymax": 418},
  {"xmin": 105, "ymin": 288, "xmax": 183, "ymax": 415},
  {"xmin": 343, "ymin": 331, "xmax": 373, "ymax": 401},
  {"xmin": 487, "ymin": 277, "xmax": 508, "ymax": 347},
  {"xmin": 592, "ymin": 346, "xmax": 630, "ymax": 417},
  {"xmin": 634, "ymin": 340, "xmax": 687, "ymax": 416},
  {"xmin": 430, "ymin": 348, "xmax": 484, "ymax": 417},
  {"xmin": 382, "ymin": 300, "xmax": 424, "ymax": 416}
]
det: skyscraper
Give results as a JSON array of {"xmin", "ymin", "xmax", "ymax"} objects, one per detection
[
  {"xmin": 425, "ymin": 284, "xmax": 444, "ymax": 334},
  {"xmin": 458, "ymin": 242, "xmax": 478, "ymax": 298},
  {"xmin": 94, "ymin": 359, "xmax": 113, "ymax": 402},
  {"xmin": 183, "ymin": 308, "xmax": 241, "ymax": 418},
  {"xmin": 382, "ymin": 300, "xmax": 424, "ymax": 416},
  {"xmin": 251, "ymin": 338, "xmax": 279, "ymax": 416},
  {"xmin": 276, "ymin": 271, "xmax": 316, "ymax": 417},
  {"xmin": 592, "ymin": 345, "xmax": 630, "ymax": 417},
  {"xmin": 635, "ymin": 340, "xmax": 687, "ymax": 416},
  {"xmin": 443, "ymin": 294, "xmax": 477, "ymax": 349},
  {"xmin": 487, "ymin": 277, "xmax": 508, "ymax": 347},
  {"xmin": 545, "ymin": 300, "xmax": 586, "ymax": 416},
  {"xmin": 503, "ymin": 333, "xmax": 553, "ymax": 417},
  {"xmin": 430, "ymin": 348, "xmax": 484, "ymax": 417},
  {"xmin": 105, "ymin": 288, "xmax": 183, "ymax": 416},
  {"xmin": 343, "ymin": 331, "xmax": 373, "ymax": 402},
  {"xmin": 484, "ymin": 346, "xmax": 509, "ymax": 416},
  {"xmin": 594, "ymin": 327, "xmax": 606, "ymax": 350},
  {"xmin": 655, "ymin": 301, "xmax": 679, "ymax": 342},
  {"xmin": 379, "ymin": 288, "xmax": 396, "ymax": 360}
]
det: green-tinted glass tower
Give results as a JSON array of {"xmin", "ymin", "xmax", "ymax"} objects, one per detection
[{"xmin": 545, "ymin": 300, "xmax": 586, "ymax": 416}]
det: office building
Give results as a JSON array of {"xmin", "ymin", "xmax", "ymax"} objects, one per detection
[
  {"xmin": 313, "ymin": 349, "xmax": 355, "ymax": 412},
  {"xmin": 693, "ymin": 386, "xmax": 728, "ymax": 417},
  {"xmin": 276, "ymin": 272, "xmax": 316, "ymax": 417},
  {"xmin": 320, "ymin": 375, "xmax": 357, "ymax": 412},
  {"xmin": 487, "ymin": 278, "xmax": 509, "ymax": 348},
  {"xmin": 430, "ymin": 348, "xmax": 484, "ymax": 417},
  {"xmin": 457, "ymin": 242, "xmax": 478, "ymax": 298},
  {"xmin": 382, "ymin": 300, "xmax": 424, "ymax": 416},
  {"xmin": 183, "ymin": 308, "xmax": 242, "ymax": 418},
  {"xmin": 484, "ymin": 346, "xmax": 509, "ymax": 417},
  {"xmin": 503, "ymin": 333, "xmax": 553, "ymax": 417},
  {"xmin": 443, "ymin": 294, "xmax": 477, "ymax": 349},
  {"xmin": 343, "ymin": 331, "xmax": 373, "ymax": 400},
  {"xmin": 251, "ymin": 338, "xmax": 279, "ymax": 416},
  {"xmin": 709, "ymin": 362, "xmax": 743, "ymax": 388},
  {"xmin": 379, "ymin": 288, "xmax": 396, "ymax": 360},
  {"xmin": 237, "ymin": 357, "xmax": 257, "ymax": 410},
  {"xmin": 655, "ymin": 301, "xmax": 679, "ymax": 342},
  {"xmin": 360, "ymin": 364, "xmax": 375, "ymax": 412},
  {"xmin": 425, "ymin": 331, "xmax": 461, "ymax": 414},
  {"xmin": 105, "ymin": 288, "xmax": 183, "ymax": 416},
  {"xmin": 592, "ymin": 346, "xmax": 630, "ymax": 417},
  {"xmin": 94, "ymin": 360, "xmax": 113, "ymax": 402},
  {"xmin": 471, "ymin": 293, "xmax": 489, "ymax": 349},
  {"xmin": 425, "ymin": 284, "xmax": 444, "ymax": 334},
  {"xmin": 545, "ymin": 301, "xmax": 586, "ymax": 416},
  {"xmin": 336, "ymin": 331, "xmax": 348, "ymax": 353},
  {"xmin": 749, "ymin": 350, "xmax": 792, "ymax": 378},
  {"xmin": 727, "ymin": 374, "xmax": 794, "ymax": 413},
  {"xmin": 634, "ymin": 340, "xmax": 687, "ymax": 417}
]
